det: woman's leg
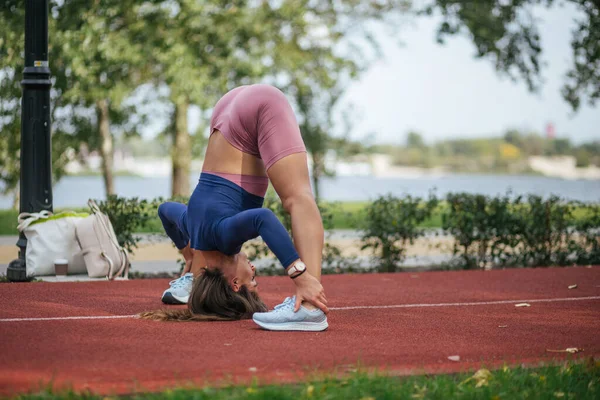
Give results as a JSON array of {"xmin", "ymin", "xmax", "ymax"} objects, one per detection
[
  {"xmin": 267, "ymin": 152, "xmax": 324, "ymax": 281},
  {"xmin": 185, "ymin": 183, "xmax": 209, "ymax": 277},
  {"xmin": 157, "ymin": 202, "xmax": 189, "ymax": 250},
  {"xmin": 238, "ymin": 85, "xmax": 324, "ymax": 280},
  {"xmin": 158, "ymin": 202, "xmax": 195, "ymax": 304}
]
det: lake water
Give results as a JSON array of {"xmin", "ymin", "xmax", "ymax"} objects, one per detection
[{"xmin": 0, "ymin": 174, "xmax": 598, "ymax": 209}]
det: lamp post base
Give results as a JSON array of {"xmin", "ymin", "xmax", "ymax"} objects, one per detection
[{"xmin": 7, "ymin": 258, "xmax": 28, "ymax": 282}]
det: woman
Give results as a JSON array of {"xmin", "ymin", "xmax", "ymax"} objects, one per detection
[{"xmin": 142, "ymin": 84, "xmax": 328, "ymax": 332}]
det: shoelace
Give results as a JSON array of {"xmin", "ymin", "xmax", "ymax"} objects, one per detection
[
  {"xmin": 169, "ymin": 273, "xmax": 193, "ymax": 289},
  {"xmin": 272, "ymin": 296, "xmax": 295, "ymax": 312}
]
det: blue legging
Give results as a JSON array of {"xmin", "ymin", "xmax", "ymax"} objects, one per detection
[
  {"xmin": 158, "ymin": 177, "xmax": 300, "ymax": 269},
  {"xmin": 157, "ymin": 202, "xmax": 189, "ymax": 250}
]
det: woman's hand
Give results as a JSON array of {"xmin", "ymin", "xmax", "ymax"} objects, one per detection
[
  {"xmin": 181, "ymin": 258, "xmax": 193, "ymax": 276},
  {"xmin": 292, "ymin": 272, "xmax": 328, "ymax": 313}
]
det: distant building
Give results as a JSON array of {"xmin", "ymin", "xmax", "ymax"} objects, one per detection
[{"xmin": 528, "ymin": 155, "xmax": 600, "ymax": 180}]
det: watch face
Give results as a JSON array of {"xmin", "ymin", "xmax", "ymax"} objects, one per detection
[{"xmin": 288, "ymin": 261, "xmax": 306, "ymax": 276}]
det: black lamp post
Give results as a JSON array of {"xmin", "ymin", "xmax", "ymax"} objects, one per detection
[{"xmin": 7, "ymin": 0, "xmax": 53, "ymax": 282}]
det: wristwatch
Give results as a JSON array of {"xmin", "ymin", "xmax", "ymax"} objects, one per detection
[{"xmin": 287, "ymin": 260, "xmax": 307, "ymax": 279}]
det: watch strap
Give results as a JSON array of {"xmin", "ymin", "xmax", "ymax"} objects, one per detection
[
  {"xmin": 287, "ymin": 261, "xmax": 306, "ymax": 277},
  {"xmin": 290, "ymin": 268, "xmax": 306, "ymax": 279}
]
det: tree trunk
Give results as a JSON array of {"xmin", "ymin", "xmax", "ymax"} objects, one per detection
[
  {"xmin": 171, "ymin": 99, "xmax": 191, "ymax": 198},
  {"xmin": 12, "ymin": 186, "xmax": 19, "ymax": 210},
  {"xmin": 96, "ymin": 99, "xmax": 114, "ymax": 197},
  {"xmin": 311, "ymin": 151, "xmax": 323, "ymax": 202}
]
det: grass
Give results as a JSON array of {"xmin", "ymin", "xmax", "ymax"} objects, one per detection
[
  {"xmin": 0, "ymin": 201, "xmax": 595, "ymax": 236},
  {"xmin": 0, "ymin": 209, "xmax": 17, "ymax": 234},
  {"xmin": 0, "ymin": 202, "xmax": 435, "ymax": 235},
  {"xmin": 137, "ymin": 201, "xmax": 441, "ymax": 233},
  {"xmin": 12, "ymin": 360, "xmax": 600, "ymax": 399}
]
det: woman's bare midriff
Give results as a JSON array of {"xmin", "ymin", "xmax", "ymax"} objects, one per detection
[{"xmin": 202, "ymin": 130, "xmax": 267, "ymax": 177}]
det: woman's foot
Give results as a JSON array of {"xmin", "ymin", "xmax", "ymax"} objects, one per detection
[
  {"xmin": 161, "ymin": 273, "xmax": 194, "ymax": 304},
  {"xmin": 252, "ymin": 296, "xmax": 328, "ymax": 331}
]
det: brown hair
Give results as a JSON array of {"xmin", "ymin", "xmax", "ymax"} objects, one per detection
[{"xmin": 139, "ymin": 268, "xmax": 267, "ymax": 321}]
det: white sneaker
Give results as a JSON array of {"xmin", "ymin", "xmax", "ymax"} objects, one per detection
[
  {"xmin": 252, "ymin": 296, "xmax": 328, "ymax": 332},
  {"xmin": 161, "ymin": 273, "xmax": 194, "ymax": 304}
]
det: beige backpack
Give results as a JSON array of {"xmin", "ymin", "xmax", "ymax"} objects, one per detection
[{"xmin": 75, "ymin": 200, "xmax": 129, "ymax": 280}]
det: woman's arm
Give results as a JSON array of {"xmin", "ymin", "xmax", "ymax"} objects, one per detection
[
  {"xmin": 218, "ymin": 208, "xmax": 328, "ymax": 312},
  {"xmin": 218, "ymin": 208, "xmax": 299, "ymax": 267}
]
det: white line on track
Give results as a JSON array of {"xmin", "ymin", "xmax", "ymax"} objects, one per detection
[
  {"xmin": 329, "ymin": 296, "xmax": 600, "ymax": 311},
  {"xmin": 1, "ymin": 296, "xmax": 599, "ymax": 322},
  {"xmin": 0, "ymin": 315, "xmax": 138, "ymax": 322}
]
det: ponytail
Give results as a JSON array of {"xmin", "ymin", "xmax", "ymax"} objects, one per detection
[
  {"xmin": 139, "ymin": 308, "xmax": 233, "ymax": 321},
  {"xmin": 139, "ymin": 268, "xmax": 267, "ymax": 322}
]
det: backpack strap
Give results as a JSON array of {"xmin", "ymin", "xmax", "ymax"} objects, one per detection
[
  {"xmin": 88, "ymin": 199, "xmax": 130, "ymax": 280},
  {"xmin": 17, "ymin": 210, "xmax": 53, "ymax": 232},
  {"xmin": 99, "ymin": 251, "xmax": 115, "ymax": 280},
  {"xmin": 88, "ymin": 199, "xmax": 102, "ymax": 214},
  {"xmin": 111, "ymin": 248, "xmax": 130, "ymax": 280}
]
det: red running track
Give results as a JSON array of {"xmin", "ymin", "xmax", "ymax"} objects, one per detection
[{"xmin": 0, "ymin": 267, "xmax": 599, "ymax": 397}]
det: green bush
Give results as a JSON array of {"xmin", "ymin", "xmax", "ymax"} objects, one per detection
[
  {"xmin": 442, "ymin": 192, "xmax": 520, "ymax": 269},
  {"xmin": 85, "ymin": 192, "xmax": 598, "ymax": 273},
  {"xmin": 511, "ymin": 195, "xmax": 578, "ymax": 267},
  {"xmin": 94, "ymin": 195, "xmax": 155, "ymax": 255},
  {"xmin": 440, "ymin": 193, "xmax": 598, "ymax": 269},
  {"xmin": 361, "ymin": 193, "xmax": 438, "ymax": 272},
  {"xmin": 571, "ymin": 202, "xmax": 600, "ymax": 265}
]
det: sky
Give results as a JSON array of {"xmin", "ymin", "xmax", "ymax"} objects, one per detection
[
  {"xmin": 335, "ymin": 2, "xmax": 599, "ymax": 145},
  {"xmin": 146, "ymin": 2, "xmax": 599, "ymax": 146}
]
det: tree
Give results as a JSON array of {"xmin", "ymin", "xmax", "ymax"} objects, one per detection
[
  {"xmin": 1, "ymin": 1, "xmax": 150, "ymax": 203},
  {"xmin": 292, "ymin": 82, "xmax": 344, "ymax": 201},
  {"xmin": 253, "ymin": 0, "xmax": 411, "ymax": 200},
  {"xmin": 0, "ymin": 69, "xmax": 21, "ymax": 208},
  {"xmin": 330, "ymin": 135, "xmax": 375, "ymax": 158},
  {"xmin": 550, "ymin": 138, "xmax": 572, "ymax": 155},
  {"xmin": 504, "ymin": 129, "xmax": 523, "ymax": 147},
  {"xmin": 51, "ymin": 0, "xmax": 148, "ymax": 197},
  {"xmin": 0, "ymin": 1, "xmax": 82, "ymax": 207},
  {"xmin": 136, "ymin": 0, "xmax": 411, "ymax": 198},
  {"xmin": 574, "ymin": 148, "xmax": 591, "ymax": 167},
  {"xmin": 406, "ymin": 131, "xmax": 425, "ymax": 148},
  {"xmin": 132, "ymin": 0, "xmax": 272, "ymax": 197},
  {"xmin": 422, "ymin": 0, "xmax": 600, "ymax": 111}
]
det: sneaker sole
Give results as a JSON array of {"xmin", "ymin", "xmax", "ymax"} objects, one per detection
[
  {"xmin": 161, "ymin": 292, "xmax": 189, "ymax": 305},
  {"xmin": 252, "ymin": 318, "xmax": 329, "ymax": 332}
]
